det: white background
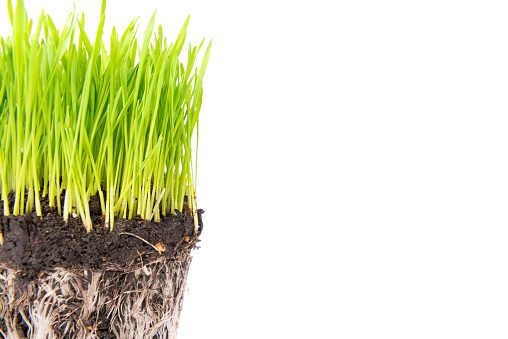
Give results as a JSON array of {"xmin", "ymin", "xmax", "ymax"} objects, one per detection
[{"xmin": 2, "ymin": 0, "xmax": 508, "ymax": 338}]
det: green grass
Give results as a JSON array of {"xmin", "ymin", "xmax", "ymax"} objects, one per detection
[{"xmin": 0, "ymin": 0, "xmax": 211, "ymax": 231}]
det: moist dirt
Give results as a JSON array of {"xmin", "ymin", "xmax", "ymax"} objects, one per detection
[
  {"xmin": 0, "ymin": 192, "xmax": 203, "ymax": 338},
  {"xmin": 0, "ymin": 192, "xmax": 203, "ymax": 283}
]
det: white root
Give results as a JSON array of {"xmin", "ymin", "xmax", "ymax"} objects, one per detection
[
  {"xmin": 0, "ymin": 255, "xmax": 193, "ymax": 339},
  {"xmin": 119, "ymin": 232, "xmax": 162, "ymax": 255}
]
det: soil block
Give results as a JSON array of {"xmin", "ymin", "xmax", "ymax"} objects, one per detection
[{"xmin": 0, "ymin": 192, "xmax": 204, "ymax": 339}]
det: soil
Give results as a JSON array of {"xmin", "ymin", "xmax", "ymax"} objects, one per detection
[{"xmin": 0, "ymin": 191, "xmax": 204, "ymax": 283}]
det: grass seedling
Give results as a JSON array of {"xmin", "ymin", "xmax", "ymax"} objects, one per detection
[{"xmin": 0, "ymin": 0, "xmax": 211, "ymax": 232}]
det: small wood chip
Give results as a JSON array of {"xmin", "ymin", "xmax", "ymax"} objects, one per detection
[{"xmin": 155, "ymin": 242, "xmax": 166, "ymax": 253}]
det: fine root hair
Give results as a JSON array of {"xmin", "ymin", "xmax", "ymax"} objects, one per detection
[{"xmin": 0, "ymin": 254, "xmax": 193, "ymax": 339}]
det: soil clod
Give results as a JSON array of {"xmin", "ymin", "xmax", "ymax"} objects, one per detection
[{"xmin": 0, "ymin": 193, "xmax": 203, "ymax": 283}]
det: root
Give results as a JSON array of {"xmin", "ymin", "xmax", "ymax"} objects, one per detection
[
  {"xmin": 0, "ymin": 254, "xmax": 193, "ymax": 339},
  {"xmin": 119, "ymin": 232, "xmax": 165, "ymax": 254}
]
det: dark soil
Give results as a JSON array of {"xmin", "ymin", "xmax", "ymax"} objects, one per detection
[{"xmin": 0, "ymin": 191, "xmax": 204, "ymax": 283}]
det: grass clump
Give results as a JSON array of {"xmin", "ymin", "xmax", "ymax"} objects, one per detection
[{"xmin": 0, "ymin": 0, "xmax": 211, "ymax": 231}]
